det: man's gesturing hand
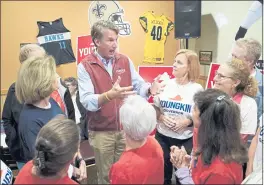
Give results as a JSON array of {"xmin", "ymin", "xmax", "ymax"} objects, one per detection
[
  {"xmin": 149, "ymin": 75, "xmax": 166, "ymax": 95},
  {"xmin": 108, "ymin": 76, "xmax": 136, "ymax": 100}
]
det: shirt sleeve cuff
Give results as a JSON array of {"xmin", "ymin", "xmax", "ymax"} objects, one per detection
[
  {"xmin": 175, "ymin": 167, "xmax": 190, "ymax": 178},
  {"xmin": 86, "ymin": 94, "xmax": 101, "ymax": 112}
]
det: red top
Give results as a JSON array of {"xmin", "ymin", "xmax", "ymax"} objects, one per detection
[
  {"xmin": 109, "ymin": 136, "xmax": 164, "ymax": 184},
  {"xmin": 149, "ymin": 128, "xmax": 157, "ymax": 136},
  {"xmin": 14, "ymin": 161, "xmax": 77, "ymax": 184},
  {"xmin": 192, "ymin": 156, "xmax": 243, "ymax": 184}
]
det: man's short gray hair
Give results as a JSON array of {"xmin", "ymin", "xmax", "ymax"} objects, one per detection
[
  {"xmin": 19, "ymin": 44, "xmax": 46, "ymax": 63},
  {"xmin": 236, "ymin": 38, "xmax": 262, "ymax": 64},
  {"xmin": 91, "ymin": 20, "xmax": 119, "ymax": 46},
  {"xmin": 120, "ymin": 95, "xmax": 157, "ymax": 141}
]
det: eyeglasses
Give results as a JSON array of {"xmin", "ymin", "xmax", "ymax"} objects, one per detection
[{"xmin": 214, "ymin": 71, "xmax": 233, "ymax": 80}]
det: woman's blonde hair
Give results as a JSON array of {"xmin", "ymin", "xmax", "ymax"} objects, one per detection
[
  {"xmin": 175, "ymin": 49, "xmax": 200, "ymax": 81},
  {"xmin": 226, "ymin": 58, "xmax": 258, "ymax": 97},
  {"xmin": 16, "ymin": 55, "xmax": 57, "ymax": 104}
]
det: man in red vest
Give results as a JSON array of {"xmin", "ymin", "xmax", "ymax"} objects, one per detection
[{"xmin": 77, "ymin": 20, "xmax": 162, "ymax": 184}]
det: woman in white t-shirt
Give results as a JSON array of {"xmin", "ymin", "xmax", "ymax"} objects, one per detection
[{"xmin": 153, "ymin": 49, "xmax": 203, "ymax": 185}]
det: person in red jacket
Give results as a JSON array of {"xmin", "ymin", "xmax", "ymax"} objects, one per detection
[
  {"xmin": 109, "ymin": 95, "xmax": 164, "ymax": 184},
  {"xmin": 14, "ymin": 116, "xmax": 81, "ymax": 184},
  {"xmin": 170, "ymin": 89, "xmax": 248, "ymax": 184}
]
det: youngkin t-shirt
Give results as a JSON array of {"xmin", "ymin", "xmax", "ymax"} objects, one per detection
[{"xmin": 154, "ymin": 79, "xmax": 203, "ymax": 139}]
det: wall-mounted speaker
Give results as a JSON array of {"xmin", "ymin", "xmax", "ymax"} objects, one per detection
[{"xmin": 174, "ymin": 0, "xmax": 202, "ymax": 39}]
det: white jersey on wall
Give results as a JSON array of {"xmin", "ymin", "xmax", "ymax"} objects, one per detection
[{"xmin": 154, "ymin": 79, "xmax": 203, "ymax": 139}]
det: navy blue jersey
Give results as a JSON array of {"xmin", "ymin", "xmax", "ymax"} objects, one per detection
[{"xmin": 37, "ymin": 18, "xmax": 76, "ymax": 65}]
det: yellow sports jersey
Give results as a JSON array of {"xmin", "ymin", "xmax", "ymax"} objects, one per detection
[{"xmin": 139, "ymin": 11, "xmax": 174, "ymax": 64}]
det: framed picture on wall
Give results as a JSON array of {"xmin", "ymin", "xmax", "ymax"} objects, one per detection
[{"xmin": 199, "ymin": 51, "xmax": 213, "ymax": 65}]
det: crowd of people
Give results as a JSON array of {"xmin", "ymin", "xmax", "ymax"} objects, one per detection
[{"xmin": 1, "ymin": 20, "xmax": 263, "ymax": 185}]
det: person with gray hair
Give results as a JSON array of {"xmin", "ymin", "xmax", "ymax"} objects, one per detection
[
  {"xmin": 231, "ymin": 38, "xmax": 263, "ymax": 121},
  {"xmin": 109, "ymin": 95, "xmax": 164, "ymax": 184},
  {"xmin": 19, "ymin": 44, "xmax": 46, "ymax": 63},
  {"xmin": 77, "ymin": 20, "xmax": 163, "ymax": 183}
]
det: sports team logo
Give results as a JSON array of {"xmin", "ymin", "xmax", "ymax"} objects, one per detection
[{"xmin": 88, "ymin": 1, "xmax": 132, "ymax": 36}]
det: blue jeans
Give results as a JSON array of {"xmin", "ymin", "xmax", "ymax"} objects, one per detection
[{"xmin": 16, "ymin": 162, "xmax": 25, "ymax": 170}]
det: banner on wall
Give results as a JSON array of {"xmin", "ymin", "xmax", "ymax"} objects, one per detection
[
  {"xmin": 205, "ymin": 63, "xmax": 220, "ymax": 89},
  {"xmin": 76, "ymin": 35, "xmax": 96, "ymax": 65},
  {"xmin": 138, "ymin": 66, "xmax": 173, "ymax": 83}
]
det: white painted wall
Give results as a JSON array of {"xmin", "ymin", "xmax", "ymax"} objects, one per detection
[{"xmin": 188, "ymin": 1, "xmax": 263, "ymax": 76}]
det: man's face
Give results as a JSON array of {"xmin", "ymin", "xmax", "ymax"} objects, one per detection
[
  {"xmin": 95, "ymin": 29, "xmax": 118, "ymax": 59},
  {"xmin": 232, "ymin": 45, "xmax": 254, "ymax": 69},
  {"xmin": 232, "ymin": 45, "xmax": 247, "ymax": 61}
]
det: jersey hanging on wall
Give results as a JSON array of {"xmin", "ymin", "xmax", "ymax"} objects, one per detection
[
  {"xmin": 36, "ymin": 18, "xmax": 76, "ymax": 65},
  {"xmin": 139, "ymin": 11, "xmax": 174, "ymax": 64}
]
